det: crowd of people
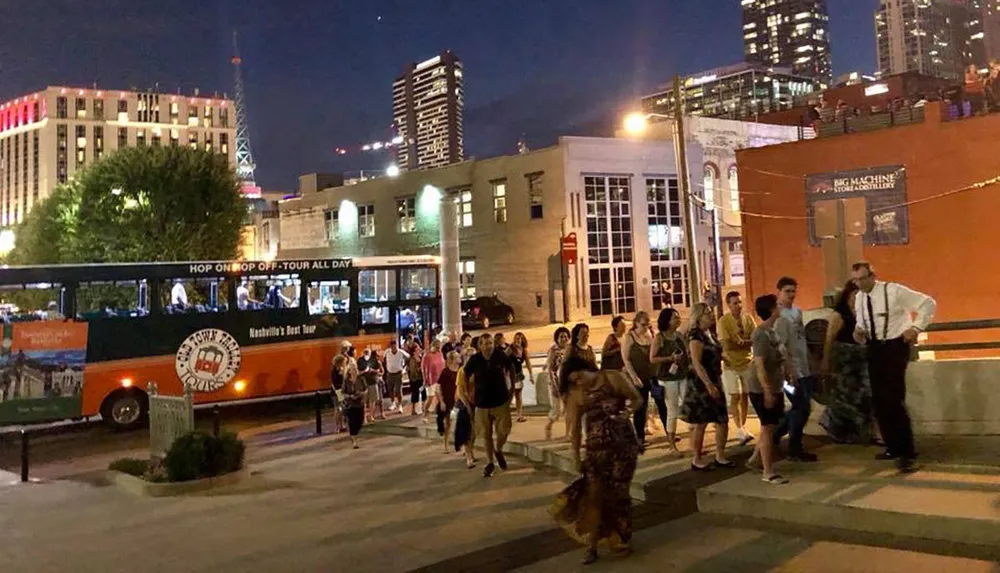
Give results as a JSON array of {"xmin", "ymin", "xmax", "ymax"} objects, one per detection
[{"xmin": 326, "ymin": 260, "xmax": 936, "ymax": 564}]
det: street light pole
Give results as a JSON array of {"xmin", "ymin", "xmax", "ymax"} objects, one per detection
[{"xmin": 672, "ymin": 74, "xmax": 702, "ymax": 306}]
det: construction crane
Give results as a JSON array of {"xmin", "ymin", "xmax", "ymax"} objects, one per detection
[{"xmin": 232, "ymin": 31, "xmax": 260, "ymax": 197}]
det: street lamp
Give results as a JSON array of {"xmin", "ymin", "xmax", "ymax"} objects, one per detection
[
  {"xmin": 621, "ymin": 78, "xmax": 702, "ymax": 305},
  {"xmin": 623, "ymin": 112, "xmax": 651, "ymax": 136},
  {"xmin": 385, "ymin": 164, "xmax": 401, "ymax": 178}
]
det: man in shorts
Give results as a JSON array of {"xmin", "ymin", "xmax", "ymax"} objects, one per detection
[
  {"xmin": 384, "ymin": 339, "xmax": 409, "ymax": 414},
  {"xmin": 747, "ymin": 294, "xmax": 789, "ymax": 485},
  {"xmin": 464, "ymin": 334, "xmax": 514, "ymax": 478},
  {"xmin": 718, "ymin": 291, "xmax": 756, "ymax": 445}
]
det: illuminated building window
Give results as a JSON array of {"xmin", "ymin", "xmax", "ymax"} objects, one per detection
[
  {"xmin": 57, "ymin": 97, "xmax": 68, "ymax": 119},
  {"xmin": 324, "ymin": 208, "xmax": 339, "ymax": 241},
  {"xmin": 136, "ymin": 129, "xmax": 145, "ymax": 147},
  {"xmin": 451, "ymin": 187, "xmax": 472, "ymax": 228},
  {"xmin": 358, "ymin": 203, "xmax": 375, "ymax": 238},
  {"xmin": 94, "ymin": 99, "xmax": 104, "ymax": 120},
  {"xmin": 189, "ymin": 132, "xmax": 198, "ymax": 149},
  {"xmin": 492, "ymin": 179, "xmax": 507, "ymax": 223},
  {"xmin": 396, "ymin": 196, "xmax": 416, "ymax": 233},
  {"xmin": 458, "ymin": 259, "xmax": 476, "ymax": 299},
  {"xmin": 220, "ymin": 133, "xmax": 228, "ymax": 154},
  {"xmin": 729, "ymin": 166, "xmax": 740, "ymax": 214},
  {"xmin": 703, "ymin": 164, "xmax": 718, "ymax": 220},
  {"xmin": 75, "ymin": 97, "xmax": 86, "ymax": 119}
]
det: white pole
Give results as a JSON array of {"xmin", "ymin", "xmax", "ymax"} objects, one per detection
[{"xmin": 439, "ymin": 198, "xmax": 462, "ymax": 336}]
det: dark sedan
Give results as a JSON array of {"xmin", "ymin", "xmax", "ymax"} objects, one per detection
[{"xmin": 461, "ymin": 295, "xmax": 515, "ymax": 330}]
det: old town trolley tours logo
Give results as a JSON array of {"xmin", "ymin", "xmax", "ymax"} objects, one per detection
[{"xmin": 175, "ymin": 329, "xmax": 242, "ymax": 392}]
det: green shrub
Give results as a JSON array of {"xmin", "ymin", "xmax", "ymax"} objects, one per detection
[
  {"xmin": 108, "ymin": 457, "xmax": 149, "ymax": 477},
  {"xmin": 164, "ymin": 431, "xmax": 245, "ymax": 483}
]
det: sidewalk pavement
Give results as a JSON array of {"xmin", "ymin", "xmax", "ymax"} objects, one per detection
[{"xmin": 698, "ymin": 437, "xmax": 1000, "ymax": 547}]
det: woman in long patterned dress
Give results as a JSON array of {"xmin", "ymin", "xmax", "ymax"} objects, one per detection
[
  {"xmin": 819, "ymin": 281, "xmax": 874, "ymax": 443},
  {"xmin": 680, "ymin": 303, "xmax": 733, "ymax": 471},
  {"xmin": 550, "ymin": 354, "xmax": 642, "ymax": 565}
]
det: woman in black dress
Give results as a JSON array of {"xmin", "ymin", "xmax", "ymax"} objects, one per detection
[
  {"xmin": 681, "ymin": 303, "xmax": 732, "ymax": 471},
  {"xmin": 819, "ymin": 281, "xmax": 874, "ymax": 443}
]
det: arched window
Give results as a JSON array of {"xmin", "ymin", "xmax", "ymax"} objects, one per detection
[
  {"xmin": 729, "ymin": 165, "xmax": 740, "ymax": 213},
  {"xmin": 703, "ymin": 164, "xmax": 717, "ymax": 211}
]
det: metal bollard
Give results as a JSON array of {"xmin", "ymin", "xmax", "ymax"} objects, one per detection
[
  {"xmin": 20, "ymin": 430, "xmax": 29, "ymax": 483},
  {"xmin": 315, "ymin": 391, "xmax": 323, "ymax": 435},
  {"xmin": 212, "ymin": 405, "xmax": 221, "ymax": 437}
]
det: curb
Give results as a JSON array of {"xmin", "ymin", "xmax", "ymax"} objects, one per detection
[{"xmin": 106, "ymin": 468, "xmax": 251, "ymax": 497}]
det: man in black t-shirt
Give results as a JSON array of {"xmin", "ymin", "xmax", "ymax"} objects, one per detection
[{"xmin": 464, "ymin": 334, "xmax": 514, "ymax": 477}]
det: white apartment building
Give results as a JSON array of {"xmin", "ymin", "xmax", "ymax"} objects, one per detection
[{"xmin": 0, "ymin": 86, "xmax": 237, "ymax": 227}]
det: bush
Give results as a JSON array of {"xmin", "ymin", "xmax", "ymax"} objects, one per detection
[
  {"xmin": 108, "ymin": 457, "xmax": 149, "ymax": 477},
  {"xmin": 164, "ymin": 431, "xmax": 245, "ymax": 483}
]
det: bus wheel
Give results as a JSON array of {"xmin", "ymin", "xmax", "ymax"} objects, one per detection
[{"xmin": 101, "ymin": 389, "xmax": 148, "ymax": 431}]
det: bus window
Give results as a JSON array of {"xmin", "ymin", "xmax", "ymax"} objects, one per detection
[
  {"xmin": 76, "ymin": 280, "xmax": 148, "ymax": 319},
  {"xmin": 359, "ymin": 269, "xmax": 397, "ymax": 303},
  {"xmin": 240, "ymin": 274, "xmax": 301, "ymax": 310},
  {"xmin": 0, "ymin": 283, "xmax": 66, "ymax": 322},
  {"xmin": 159, "ymin": 278, "xmax": 231, "ymax": 314},
  {"xmin": 308, "ymin": 280, "xmax": 350, "ymax": 315},
  {"xmin": 401, "ymin": 268, "xmax": 437, "ymax": 300},
  {"xmin": 361, "ymin": 306, "xmax": 390, "ymax": 328}
]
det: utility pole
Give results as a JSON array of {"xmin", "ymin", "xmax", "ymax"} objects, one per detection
[{"xmin": 672, "ymin": 75, "xmax": 701, "ymax": 305}]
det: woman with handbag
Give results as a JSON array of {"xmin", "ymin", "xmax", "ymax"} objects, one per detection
[
  {"xmin": 342, "ymin": 363, "xmax": 366, "ymax": 449},
  {"xmin": 650, "ymin": 308, "xmax": 688, "ymax": 454}
]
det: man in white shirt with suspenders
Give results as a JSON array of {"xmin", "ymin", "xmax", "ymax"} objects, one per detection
[{"xmin": 851, "ymin": 261, "xmax": 936, "ymax": 473}]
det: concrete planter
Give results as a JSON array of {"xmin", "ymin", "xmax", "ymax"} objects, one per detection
[{"xmin": 107, "ymin": 468, "xmax": 250, "ymax": 497}]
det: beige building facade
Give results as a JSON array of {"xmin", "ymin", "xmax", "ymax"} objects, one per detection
[
  {"xmin": 277, "ymin": 136, "xmax": 716, "ymax": 326},
  {"xmin": 0, "ymin": 86, "xmax": 236, "ymax": 227}
]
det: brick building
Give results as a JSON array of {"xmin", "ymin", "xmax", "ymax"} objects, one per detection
[
  {"xmin": 738, "ymin": 101, "xmax": 1000, "ymax": 328},
  {"xmin": 277, "ymin": 136, "xmax": 715, "ymax": 326}
]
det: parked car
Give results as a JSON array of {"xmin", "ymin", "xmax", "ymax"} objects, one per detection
[{"xmin": 461, "ymin": 295, "xmax": 515, "ymax": 329}]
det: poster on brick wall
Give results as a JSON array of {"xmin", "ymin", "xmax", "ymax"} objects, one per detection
[{"xmin": 805, "ymin": 165, "xmax": 908, "ymax": 246}]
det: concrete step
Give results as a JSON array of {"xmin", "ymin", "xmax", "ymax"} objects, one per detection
[{"xmin": 697, "ymin": 444, "xmax": 1000, "ymax": 547}]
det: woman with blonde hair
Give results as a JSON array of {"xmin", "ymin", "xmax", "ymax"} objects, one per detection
[{"xmin": 680, "ymin": 302, "xmax": 732, "ymax": 471}]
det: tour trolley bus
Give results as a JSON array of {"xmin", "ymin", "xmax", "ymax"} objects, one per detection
[{"xmin": 0, "ymin": 256, "xmax": 441, "ymax": 429}]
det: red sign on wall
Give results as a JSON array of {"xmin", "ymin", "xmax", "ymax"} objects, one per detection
[{"xmin": 561, "ymin": 233, "xmax": 578, "ymax": 265}]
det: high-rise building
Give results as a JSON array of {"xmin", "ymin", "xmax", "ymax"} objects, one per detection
[
  {"xmin": 876, "ymin": 0, "xmax": 1000, "ymax": 81},
  {"xmin": 392, "ymin": 51, "xmax": 464, "ymax": 171},
  {"xmin": 0, "ymin": 86, "xmax": 236, "ymax": 227},
  {"xmin": 742, "ymin": 0, "xmax": 833, "ymax": 87},
  {"xmin": 641, "ymin": 62, "xmax": 817, "ymax": 120}
]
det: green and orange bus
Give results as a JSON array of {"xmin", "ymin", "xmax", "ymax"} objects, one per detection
[{"xmin": 0, "ymin": 256, "xmax": 441, "ymax": 429}]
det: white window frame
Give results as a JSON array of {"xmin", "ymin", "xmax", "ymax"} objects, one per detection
[{"xmin": 358, "ymin": 203, "xmax": 375, "ymax": 238}]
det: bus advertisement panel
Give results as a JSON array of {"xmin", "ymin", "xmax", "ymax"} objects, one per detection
[{"xmin": 0, "ymin": 322, "xmax": 87, "ymax": 423}]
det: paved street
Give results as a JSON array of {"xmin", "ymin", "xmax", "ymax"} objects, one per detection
[
  {"xmin": 0, "ymin": 434, "xmax": 567, "ymax": 573},
  {"xmin": 3, "ymin": 418, "xmax": 1000, "ymax": 572}
]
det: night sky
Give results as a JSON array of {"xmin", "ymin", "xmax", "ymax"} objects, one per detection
[{"xmin": 1, "ymin": 0, "xmax": 880, "ymax": 191}]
